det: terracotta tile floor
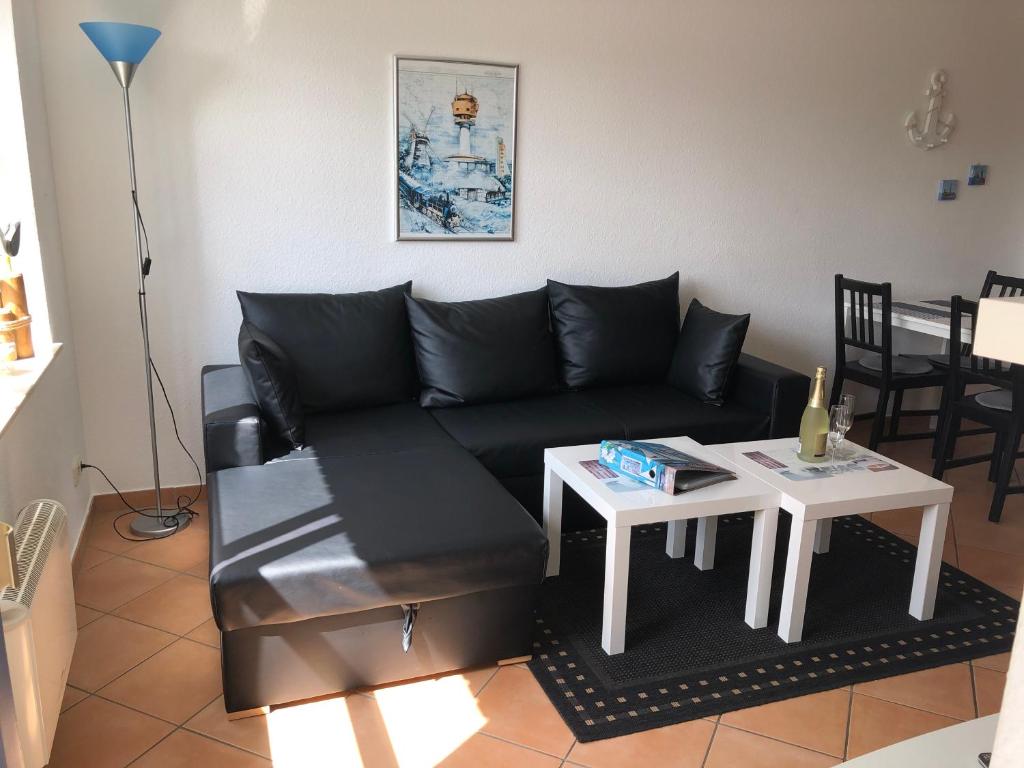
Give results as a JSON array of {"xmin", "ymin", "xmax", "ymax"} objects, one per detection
[{"xmin": 54, "ymin": 422, "xmax": 1020, "ymax": 767}]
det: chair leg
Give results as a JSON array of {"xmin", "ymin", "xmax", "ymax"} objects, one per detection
[
  {"xmin": 869, "ymin": 386, "xmax": 889, "ymax": 452},
  {"xmin": 932, "ymin": 382, "xmax": 951, "ymax": 459},
  {"xmin": 829, "ymin": 371, "xmax": 844, "ymax": 409},
  {"xmin": 989, "ymin": 428, "xmax": 1019, "ymax": 523},
  {"xmin": 989, "ymin": 432, "xmax": 1006, "ymax": 483},
  {"xmin": 889, "ymin": 390, "xmax": 904, "ymax": 439},
  {"xmin": 933, "ymin": 408, "xmax": 961, "ymax": 480}
]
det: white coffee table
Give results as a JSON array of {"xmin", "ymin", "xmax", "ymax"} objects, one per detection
[
  {"xmin": 710, "ymin": 438, "xmax": 954, "ymax": 643},
  {"xmin": 543, "ymin": 437, "xmax": 780, "ymax": 655}
]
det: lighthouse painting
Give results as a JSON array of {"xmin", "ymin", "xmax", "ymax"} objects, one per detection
[{"xmin": 394, "ymin": 57, "xmax": 517, "ymax": 240}]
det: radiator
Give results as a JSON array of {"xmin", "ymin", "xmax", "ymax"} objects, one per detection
[{"xmin": 0, "ymin": 500, "xmax": 76, "ymax": 768}]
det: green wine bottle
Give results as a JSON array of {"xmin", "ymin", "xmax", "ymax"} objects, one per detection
[{"xmin": 797, "ymin": 366, "xmax": 829, "ymax": 463}]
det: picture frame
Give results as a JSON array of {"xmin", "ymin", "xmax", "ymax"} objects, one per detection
[{"xmin": 394, "ymin": 56, "xmax": 518, "ymax": 241}]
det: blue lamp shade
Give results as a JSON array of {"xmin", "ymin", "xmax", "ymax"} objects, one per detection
[{"xmin": 80, "ymin": 21, "xmax": 160, "ymax": 64}]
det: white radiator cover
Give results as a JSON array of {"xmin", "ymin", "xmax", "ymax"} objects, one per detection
[{"xmin": 0, "ymin": 500, "xmax": 77, "ymax": 768}]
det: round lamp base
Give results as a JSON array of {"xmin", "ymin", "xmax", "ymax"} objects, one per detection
[{"xmin": 129, "ymin": 511, "xmax": 192, "ymax": 539}]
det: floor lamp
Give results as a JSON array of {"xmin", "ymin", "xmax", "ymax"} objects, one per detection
[{"xmin": 80, "ymin": 21, "xmax": 191, "ymax": 538}]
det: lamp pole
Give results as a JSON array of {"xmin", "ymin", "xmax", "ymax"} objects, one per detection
[{"xmin": 120, "ymin": 83, "xmax": 166, "ymax": 530}]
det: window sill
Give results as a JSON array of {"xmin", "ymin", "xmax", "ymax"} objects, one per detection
[{"xmin": 0, "ymin": 343, "xmax": 63, "ymax": 439}]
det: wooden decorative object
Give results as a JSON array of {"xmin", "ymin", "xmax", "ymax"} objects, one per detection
[{"xmin": 0, "ymin": 272, "xmax": 33, "ymax": 359}]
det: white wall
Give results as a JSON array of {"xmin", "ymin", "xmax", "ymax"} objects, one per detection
[
  {"xmin": 32, "ymin": 0, "xmax": 1024, "ymax": 489},
  {"xmin": 0, "ymin": 0, "xmax": 90, "ymax": 543}
]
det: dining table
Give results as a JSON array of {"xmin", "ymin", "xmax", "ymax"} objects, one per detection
[{"xmin": 843, "ymin": 296, "xmax": 971, "ymax": 345}]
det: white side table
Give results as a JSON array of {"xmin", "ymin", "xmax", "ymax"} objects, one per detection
[
  {"xmin": 711, "ymin": 438, "xmax": 954, "ymax": 643},
  {"xmin": 543, "ymin": 437, "xmax": 780, "ymax": 655}
]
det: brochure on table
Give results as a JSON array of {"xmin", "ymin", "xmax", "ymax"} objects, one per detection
[
  {"xmin": 579, "ymin": 460, "xmax": 648, "ymax": 493},
  {"xmin": 741, "ymin": 443, "xmax": 897, "ymax": 482}
]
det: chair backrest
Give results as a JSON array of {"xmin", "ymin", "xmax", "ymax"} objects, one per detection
[
  {"xmin": 948, "ymin": 295, "xmax": 1009, "ymax": 387},
  {"xmin": 834, "ymin": 274, "xmax": 892, "ymax": 373},
  {"xmin": 981, "ymin": 269, "xmax": 1024, "ymax": 299}
]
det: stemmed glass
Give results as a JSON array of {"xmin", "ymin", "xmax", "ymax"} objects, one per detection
[
  {"xmin": 838, "ymin": 393, "xmax": 855, "ymax": 459},
  {"xmin": 828, "ymin": 402, "xmax": 854, "ymax": 467}
]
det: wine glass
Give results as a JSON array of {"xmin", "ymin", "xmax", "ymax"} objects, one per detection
[
  {"xmin": 837, "ymin": 394, "xmax": 855, "ymax": 459},
  {"xmin": 828, "ymin": 405, "xmax": 849, "ymax": 468}
]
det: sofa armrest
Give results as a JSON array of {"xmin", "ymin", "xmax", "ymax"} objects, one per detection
[
  {"xmin": 731, "ymin": 353, "xmax": 810, "ymax": 439},
  {"xmin": 202, "ymin": 364, "xmax": 266, "ymax": 473}
]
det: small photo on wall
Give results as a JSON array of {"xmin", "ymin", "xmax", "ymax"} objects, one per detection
[
  {"xmin": 968, "ymin": 164, "xmax": 988, "ymax": 186},
  {"xmin": 938, "ymin": 179, "xmax": 958, "ymax": 201}
]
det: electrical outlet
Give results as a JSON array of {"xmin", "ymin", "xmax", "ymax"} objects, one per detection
[{"xmin": 72, "ymin": 458, "xmax": 82, "ymax": 487}]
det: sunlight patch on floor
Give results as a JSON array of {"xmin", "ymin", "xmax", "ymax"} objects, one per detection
[
  {"xmin": 267, "ymin": 695, "xmax": 364, "ymax": 767},
  {"xmin": 374, "ymin": 674, "xmax": 488, "ymax": 767}
]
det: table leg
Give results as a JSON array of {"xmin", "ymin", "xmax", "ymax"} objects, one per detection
[
  {"xmin": 601, "ymin": 524, "xmax": 632, "ymax": 655},
  {"xmin": 778, "ymin": 518, "xmax": 817, "ymax": 643},
  {"xmin": 745, "ymin": 507, "xmax": 779, "ymax": 628},
  {"xmin": 813, "ymin": 519, "xmax": 832, "ymax": 554},
  {"xmin": 666, "ymin": 519, "xmax": 687, "ymax": 558},
  {"xmin": 542, "ymin": 466, "xmax": 563, "ymax": 577},
  {"xmin": 694, "ymin": 517, "xmax": 718, "ymax": 571},
  {"xmin": 910, "ymin": 503, "xmax": 950, "ymax": 621}
]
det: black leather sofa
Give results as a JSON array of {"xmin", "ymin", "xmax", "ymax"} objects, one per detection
[{"xmin": 201, "ymin": 275, "xmax": 808, "ymax": 714}]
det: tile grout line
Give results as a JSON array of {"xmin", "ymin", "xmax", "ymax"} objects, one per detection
[
  {"xmin": 969, "ymin": 663, "xmax": 980, "ymax": 719},
  {"xmin": 842, "ymin": 685, "xmax": 854, "ymax": 760},
  {"xmin": 472, "ymin": 666, "xmax": 500, "ymax": 698},
  {"xmin": 700, "ymin": 715, "xmax": 720, "ymax": 767},
  {"xmin": 180, "ymin": 721, "xmax": 272, "ymax": 761},
  {"xmin": 475, "ymin": 730, "xmax": 573, "ymax": 762},
  {"xmin": 713, "ymin": 721, "xmax": 848, "ymax": 761},
  {"xmin": 123, "ymin": 726, "xmax": 180, "ymax": 768},
  {"xmin": 849, "ymin": 689, "xmax": 969, "ymax": 722}
]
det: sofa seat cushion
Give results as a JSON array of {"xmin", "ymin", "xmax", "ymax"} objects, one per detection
[
  {"xmin": 208, "ymin": 447, "xmax": 548, "ymax": 632},
  {"xmin": 429, "ymin": 393, "xmax": 628, "ymax": 478},
  {"xmin": 279, "ymin": 402, "xmax": 456, "ymax": 462},
  {"xmin": 577, "ymin": 384, "xmax": 770, "ymax": 443}
]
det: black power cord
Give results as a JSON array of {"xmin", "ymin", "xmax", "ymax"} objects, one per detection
[
  {"xmin": 82, "ymin": 359, "xmax": 204, "ymax": 542},
  {"xmin": 80, "ymin": 189, "xmax": 203, "ymax": 542}
]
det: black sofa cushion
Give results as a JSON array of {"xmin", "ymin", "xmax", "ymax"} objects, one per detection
[
  {"xmin": 547, "ymin": 273, "xmax": 680, "ymax": 389},
  {"xmin": 668, "ymin": 299, "xmax": 751, "ymax": 405},
  {"xmin": 280, "ymin": 402, "xmax": 456, "ymax": 462},
  {"xmin": 237, "ymin": 322, "xmax": 305, "ymax": 448},
  {"xmin": 429, "ymin": 392, "xmax": 628, "ymax": 477},
  {"xmin": 208, "ymin": 447, "xmax": 548, "ymax": 631},
  {"xmin": 577, "ymin": 384, "xmax": 768, "ymax": 444},
  {"xmin": 405, "ymin": 289, "xmax": 559, "ymax": 408},
  {"xmin": 237, "ymin": 283, "xmax": 419, "ymax": 413}
]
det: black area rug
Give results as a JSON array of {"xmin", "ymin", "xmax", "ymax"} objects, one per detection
[{"xmin": 528, "ymin": 514, "xmax": 1018, "ymax": 742}]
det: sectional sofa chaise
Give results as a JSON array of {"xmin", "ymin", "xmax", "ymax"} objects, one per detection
[{"xmin": 201, "ymin": 274, "xmax": 809, "ymax": 714}]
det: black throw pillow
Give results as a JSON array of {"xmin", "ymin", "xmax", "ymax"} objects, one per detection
[
  {"xmin": 405, "ymin": 288, "xmax": 559, "ymax": 407},
  {"xmin": 547, "ymin": 273, "xmax": 680, "ymax": 389},
  {"xmin": 668, "ymin": 298, "xmax": 750, "ymax": 405},
  {"xmin": 237, "ymin": 283, "xmax": 419, "ymax": 413},
  {"xmin": 237, "ymin": 322, "xmax": 305, "ymax": 448}
]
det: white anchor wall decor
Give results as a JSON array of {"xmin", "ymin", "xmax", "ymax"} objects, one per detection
[{"xmin": 905, "ymin": 70, "xmax": 956, "ymax": 150}]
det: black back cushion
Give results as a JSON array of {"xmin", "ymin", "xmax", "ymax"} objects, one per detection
[
  {"xmin": 237, "ymin": 322, "xmax": 305, "ymax": 448},
  {"xmin": 668, "ymin": 298, "xmax": 750, "ymax": 405},
  {"xmin": 406, "ymin": 288, "xmax": 559, "ymax": 407},
  {"xmin": 237, "ymin": 283, "xmax": 419, "ymax": 413},
  {"xmin": 547, "ymin": 273, "xmax": 680, "ymax": 389}
]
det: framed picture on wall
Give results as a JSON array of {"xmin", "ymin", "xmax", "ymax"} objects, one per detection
[{"xmin": 394, "ymin": 56, "xmax": 517, "ymax": 241}]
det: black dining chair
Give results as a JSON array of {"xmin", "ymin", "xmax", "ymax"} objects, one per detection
[
  {"xmin": 933, "ymin": 295, "xmax": 1023, "ymax": 521},
  {"xmin": 982, "ymin": 269, "xmax": 1024, "ymax": 300},
  {"xmin": 830, "ymin": 275, "xmax": 949, "ymax": 451},
  {"xmin": 927, "ymin": 270, "xmax": 1024, "ymax": 450}
]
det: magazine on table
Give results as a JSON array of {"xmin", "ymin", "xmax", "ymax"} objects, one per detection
[
  {"xmin": 592, "ymin": 440, "xmax": 736, "ymax": 495},
  {"xmin": 742, "ymin": 443, "xmax": 897, "ymax": 482}
]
